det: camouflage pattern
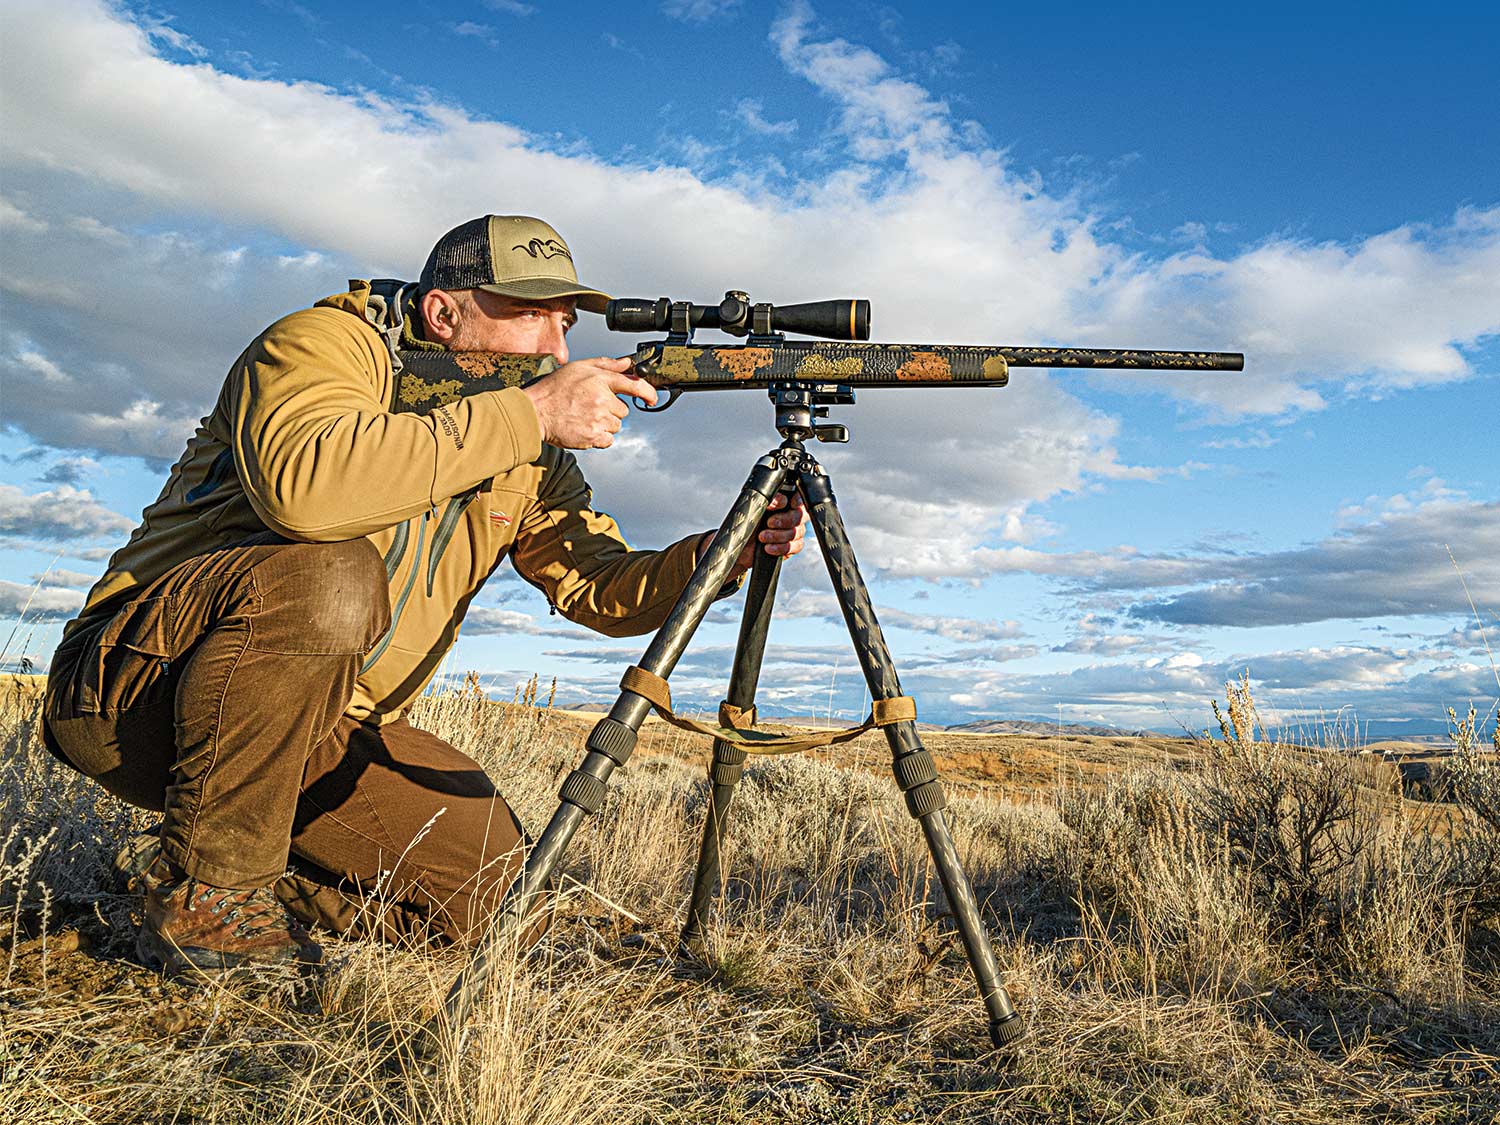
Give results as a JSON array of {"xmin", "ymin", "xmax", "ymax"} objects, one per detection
[
  {"xmin": 631, "ymin": 342, "xmax": 1010, "ymax": 388},
  {"xmin": 390, "ymin": 350, "xmax": 555, "ymax": 414},
  {"xmin": 991, "ymin": 346, "xmax": 1242, "ymax": 371},
  {"xmin": 390, "ymin": 342, "xmax": 1242, "ymax": 414}
]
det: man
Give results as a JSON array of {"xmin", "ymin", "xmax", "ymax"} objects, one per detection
[{"xmin": 42, "ymin": 215, "xmax": 805, "ymax": 973}]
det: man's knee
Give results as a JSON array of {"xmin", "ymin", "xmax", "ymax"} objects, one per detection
[{"xmin": 251, "ymin": 539, "xmax": 391, "ymax": 654}]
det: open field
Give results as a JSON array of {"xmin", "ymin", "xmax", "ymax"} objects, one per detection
[{"xmin": 2, "ymin": 677, "xmax": 1497, "ymax": 1123}]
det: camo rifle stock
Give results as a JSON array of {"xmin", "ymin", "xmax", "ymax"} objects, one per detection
[{"xmin": 389, "ymin": 342, "xmax": 1243, "ymax": 415}]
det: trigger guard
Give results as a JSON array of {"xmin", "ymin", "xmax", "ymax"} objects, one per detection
[{"xmin": 635, "ymin": 387, "xmax": 681, "ymax": 413}]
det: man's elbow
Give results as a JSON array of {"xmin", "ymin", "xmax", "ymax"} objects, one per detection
[
  {"xmin": 552, "ymin": 595, "xmax": 664, "ymax": 639},
  {"xmin": 244, "ymin": 488, "xmax": 362, "ymax": 544}
]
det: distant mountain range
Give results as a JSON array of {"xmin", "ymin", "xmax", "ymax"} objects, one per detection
[
  {"xmin": 564, "ymin": 702, "xmax": 1150, "ymax": 738},
  {"xmin": 561, "ymin": 701, "xmax": 1466, "ymax": 745},
  {"xmin": 943, "ymin": 718, "xmax": 1154, "ymax": 737}
]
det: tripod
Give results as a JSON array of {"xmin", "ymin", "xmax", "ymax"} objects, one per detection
[{"xmin": 435, "ymin": 382, "xmax": 1025, "ymax": 1051}]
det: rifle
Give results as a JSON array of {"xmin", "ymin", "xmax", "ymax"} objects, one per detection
[
  {"xmin": 390, "ymin": 290, "xmax": 1243, "ymax": 419},
  {"xmin": 389, "ymin": 292, "xmax": 1242, "ymax": 1064}
]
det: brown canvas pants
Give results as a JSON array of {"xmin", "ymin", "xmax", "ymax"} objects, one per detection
[{"xmin": 43, "ymin": 534, "xmax": 534, "ymax": 946}]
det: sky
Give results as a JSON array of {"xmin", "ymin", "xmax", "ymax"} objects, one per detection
[{"xmin": 1, "ymin": 0, "xmax": 1497, "ymax": 737}]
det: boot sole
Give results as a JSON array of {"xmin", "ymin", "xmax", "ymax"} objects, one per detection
[{"xmin": 136, "ymin": 925, "xmax": 320, "ymax": 976}]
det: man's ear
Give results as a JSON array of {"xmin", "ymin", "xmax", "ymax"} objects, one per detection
[{"xmin": 420, "ymin": 288, "xmax": 461, "ymax": 343}]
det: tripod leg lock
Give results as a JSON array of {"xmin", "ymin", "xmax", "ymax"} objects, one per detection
[
  {"xmin": 892, "ymin": 749, "xmax": 947, "ymax": 818},
  {"xmin": 586, "ymin": 718, "xmax": 638, "ymax": 765},
  {"xmin": 904, "ymin": 782, "xmax": 948, "ymax": 818},
  {"xmin": 892, "ymin": 748, "xmax": 938, "ymax": 790},
  {"xmin": 709, "ymin": 742, "xmax": 748, "ymax": 786},
  {"xmin": 559, "ymin": 770, "xmax": 608, "ymax": 815},
  {"xmin": 989, "ymin": 1012, "xmax": 1027, "ymax": 1048}
]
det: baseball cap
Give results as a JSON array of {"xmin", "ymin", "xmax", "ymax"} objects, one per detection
[{"xmin": 418, "ymin": 215, "xmax": 610, "ymax": 313}]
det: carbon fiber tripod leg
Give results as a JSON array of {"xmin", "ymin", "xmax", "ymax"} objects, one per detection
[
  {"xmin": 424, "ymin": 448, "xmax": 797, "ymax": 1051},
  {"xmin": 681, "ymin": 527, "xmax": 786, "ymax": 949},
  {"xmin": 797, "ymin": 457, "xmax": 1025, "ymax": 1048}
]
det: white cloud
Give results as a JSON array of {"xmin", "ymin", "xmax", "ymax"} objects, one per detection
[
  {"xmin": 661, "ymin": 0, "xmax": 742, "ymax": 22},
  {"xmin": 452, "ymin": 22, "xmax": 497, "ymax": 48},
  {"xmin": 0, "ymin": 196, "xmax": 48, "ymax": 233},
  {"xmin": 135, "ymin": 11, "xmax": 206, "ymax": 59},
  {"xmin": 0, "ymin": 0, "xmax": 1494, "ymax": 583},
  {"xmin": 0, "ymin": 484, "xmax": 134, "ymax": 541},
  {"xmin": 778, "ymin": 590, "xmax": 1024, "ymax": 642},
  {"xmin": 0, "ymin": 579, "xmax": 86, "ymax": 620},
  {"xmin": 1202, "ymin": 429, "xmax": 1279, "ymax": 451},
  {"xmin": 36, "ymin": 455, "xmax": 103, "ymax": 485},
  {"xmin": 1127, "ymin": 497, "xmax": 1500, "ymax": 627},
  {"xmin": 463, "ymin": 606, "xmax": 589, "ymax": 639},
  {"xmin": 733, "ymin": 98, "xmax": 798, "ymax": 137},
  {"xmin": 28, "ymin": 568, "xmax": 100, "ymax": 589}
]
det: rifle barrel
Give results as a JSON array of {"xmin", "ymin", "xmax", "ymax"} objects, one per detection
[{"xmin": 996, "ymin": 347, "xmax": 1243, "ymax": 371}]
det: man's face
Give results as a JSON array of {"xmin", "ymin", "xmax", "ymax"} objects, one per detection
[{"xmin": 450, "ymin": 290, "xmax": 578, "ymax": 362}]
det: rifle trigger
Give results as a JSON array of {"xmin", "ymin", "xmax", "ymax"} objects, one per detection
[{"xmin": 636, "ymin": 387, "xmax": 681, "ymax": 413}]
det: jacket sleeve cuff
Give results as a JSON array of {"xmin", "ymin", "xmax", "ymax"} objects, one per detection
[
  {"xmin": 680, "ymin": 533, "xmax": 749, "ymax": 602},
  {"xmin": 489, "ymin": 386, "xmax": 543, "ymax": 468}
]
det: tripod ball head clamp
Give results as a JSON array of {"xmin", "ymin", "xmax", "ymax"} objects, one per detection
[{"xmin": 606, "ymin": 292, "xmax": 872, "ymax": 344}]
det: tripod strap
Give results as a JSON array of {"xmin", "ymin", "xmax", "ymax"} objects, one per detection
[{"xmin": 620, "ymin": 665, "xmax": 915, "ymax": 755}]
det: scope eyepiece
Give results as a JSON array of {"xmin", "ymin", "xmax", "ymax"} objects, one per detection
[
  {"xmin": 605, "ymin": 297, "xmax": 670, "ymax": 334},
  {"xmin": 605, "ymin": 292, "xmax": 871, "ymax": 342}
]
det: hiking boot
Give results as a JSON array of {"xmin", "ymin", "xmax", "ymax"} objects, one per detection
[
  {"xmin": 112, "ymin": 822, "xmax": 164, "ymax": 895},
  {"xmin": 137, "ymin": 856, "xmax": 322, "ymax": 975}
]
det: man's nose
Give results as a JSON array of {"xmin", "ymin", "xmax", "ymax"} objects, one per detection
[{"xmin": 547, "ymin": 319, "xmax": 569, "ymax": 364}]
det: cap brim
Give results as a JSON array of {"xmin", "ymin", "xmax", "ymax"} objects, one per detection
[{"xmin": 476, "ymin": 278, "xmax": 610, "ymax": 315}]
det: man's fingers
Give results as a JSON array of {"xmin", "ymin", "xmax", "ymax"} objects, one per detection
[
  {"xmin": 605, "ymin": 369, "xmax": 658, "ymax": 406},
  {"xmin": 761, "ymin": 539, "xmax": 802, "ymax": 556}
]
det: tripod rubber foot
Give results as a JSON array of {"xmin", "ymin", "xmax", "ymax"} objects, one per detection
[
  {"xmin": 988, "ymin": 1013, "xmax": 1026, "ymax": 1048},
  {"xmin": 373, "ymin": 1018, "xmax": 444, "ymax": 1078}
]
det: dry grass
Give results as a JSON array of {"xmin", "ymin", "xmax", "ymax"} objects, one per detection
[{"xmin": 2, "ymin": 675, "xmax": 1498, "ymax": 1123}]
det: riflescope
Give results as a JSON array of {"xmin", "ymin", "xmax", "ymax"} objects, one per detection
[{"xmin": 607, "ymin": 291, "xmax": 871, "ymax": 342}]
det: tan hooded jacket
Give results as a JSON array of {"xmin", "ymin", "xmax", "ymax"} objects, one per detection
[{"xmin": 68, "ymin": 283, "xmax": 704, "ymax": 722}]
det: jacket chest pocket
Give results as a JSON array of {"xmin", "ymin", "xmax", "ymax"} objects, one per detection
[{"xmin": 482, "ymin": 489, "xmax": 531, "ymax": 554}]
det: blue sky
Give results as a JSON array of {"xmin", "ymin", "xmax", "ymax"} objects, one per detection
[{"xmin": 2, "ymin": 0, "xmax": 1497, "ymax": 735}]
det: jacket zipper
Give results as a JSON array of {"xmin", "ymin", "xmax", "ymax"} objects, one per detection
[
  {"xmin": 380, "ymin": 517, "xmax": 411, "ymax": 581},
  {"xmin": 427, "ymin": 490, "xmax": 478, "ymax": 597},
  {"xmin": 360, "ymin": 511, "xmax": 428, "ymax": 676}
]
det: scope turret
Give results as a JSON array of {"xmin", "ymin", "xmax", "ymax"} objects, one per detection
[{"xmin": 606, "ymin": 292, "xmax": 871, "ymax": 342}]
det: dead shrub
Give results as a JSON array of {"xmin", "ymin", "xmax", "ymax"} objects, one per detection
[
  {"xmin": 1421, "ymin": 706, "xmax": 1500, "ymax": 931},
  {"xmin": 1196, "ymin": 674, "xmax": 1377, "ymax": 952}
]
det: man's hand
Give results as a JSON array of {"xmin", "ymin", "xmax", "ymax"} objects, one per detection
[
  {"xmin": 698, "ymin": 492, "xmax": 808, "ymax": 575},
  {"xmin": 521, "ymin": 356, "xmax": 657, "ymax": 449}
]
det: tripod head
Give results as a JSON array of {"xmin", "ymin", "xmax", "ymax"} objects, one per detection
[{"xmin": 770, "ymin": 383, "xmax": 853, "ymax": 444}]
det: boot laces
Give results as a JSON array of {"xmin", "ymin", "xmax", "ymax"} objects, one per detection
[{"xmin": 174, "ymin": 878, "xmax": 303, "ymax": 939}]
